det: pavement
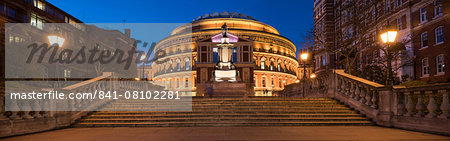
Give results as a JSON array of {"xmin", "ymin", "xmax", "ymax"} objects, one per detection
[{"xmin": 2, "ymin": 126, "xmax": 449, "ymax": 141}]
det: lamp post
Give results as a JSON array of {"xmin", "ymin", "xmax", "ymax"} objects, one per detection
[
  {"xmin": 48, "ymin": 36, "xmax": 65, "ymax": 87},
  {"xmin": 380, "ymin": 28, "xmax": 398, "ymax": 87},
  {"xmin": 300, "ymin": 53, "xmax": 308, "ymax": 97},
  {"xmin": 140, "ymin": 54, "xmax": 146, "ymax": 80}
]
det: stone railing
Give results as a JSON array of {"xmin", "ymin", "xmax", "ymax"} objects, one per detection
[
  {"xmin": 0, "ymin": 72, "xmax": 152, "ymax": 137},
  {"xmin": 328, "ymin": 70, "xmax": 450, "ymax": 135}
]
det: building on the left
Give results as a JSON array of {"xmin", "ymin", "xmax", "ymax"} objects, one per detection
[{"xmin": 1, "ymin": 0, "xmax": 138, "ymax": 87}]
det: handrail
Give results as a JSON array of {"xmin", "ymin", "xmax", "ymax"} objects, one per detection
[
  {"xmin": 334, "ymin": 70, "xmax": 385, "ymax": 88},
  {"xmin": 62, "ymin": 72, "xmax": 113, "ymax": 90}
]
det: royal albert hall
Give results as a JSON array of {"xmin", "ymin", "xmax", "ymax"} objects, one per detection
[{"xmin": 151, "ymin": 12, "xmax": 299, "ymax": 96}]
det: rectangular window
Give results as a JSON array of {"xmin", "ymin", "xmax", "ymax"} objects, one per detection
[
  {"xmin": 322, "ymin": 56, "xmax": 326, "ymax": 66},
  {"xmin": 397, "ymin": 18, "xmax": 402, "ymax": 30},
  {"xmin": 420, "ymin": 7, "xmax": 427, "ymax": 23},
  {"xmin": 434, "ymin": 0, "xmax": 442, "ymax": 17},
  {"xmin": 421, "ymin": 32, "xmax": 428, "ymax": 48},
  {"xmin": 385, "ymin": 0, "xmax": 391, "ymax": 12},
  {"xmin": 30, "ymin": 13, "xmax": 44, "ymax": 30},
  {"xmin": 34, "ymin": 0, "xmax": 46, "ymax": 11},
  {"xmin": 200, "ymin": 46, "xmax": 207, "ymax": 62},
  {"xmin": 185, "ymin": 79, "xmax": 189, "ymax": 88},
  {"xmin": 395, "ymin": 0, "xmax": 402, "ymax": 7},
  {"xmin": 262, "ymin": 77, "xmax": 266, "ymax": 87},
  {"xmin": 7, "ymin": 8, "xmax": 15, "ymax": 18},
  {"xmin": 0, "ymin": 4, "xmax": 5, "ymax": 15},
  {"xmin": 422, "ymin": 58, "xmax": 429, "ymax": 76},
  {"xmin": 436, "ymin": 55, "xmax": 445, "ymax": 74},
  {"xmin": 435, "ymin": 26, "xmax": 444, "ymax": 44}
]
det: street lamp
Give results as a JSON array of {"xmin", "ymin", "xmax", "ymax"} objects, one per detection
[
  {"xmin": 310, "ymin": 73, "xmax": 316, "ymax": 79},
  {"xmin": 380, "ymin": 28, "xmax": 398, "ymax": 86},
  {"xmin": 48, "ymin": 36, "xmax": 65, "ymax": 88},
  {"xmin": 300, "ymin": 53, "xmax": 308, "ymax": 97},
  {"xmin": 48, "ymin": 36, "xmax": 65, "ymax": 47},
  {"xmin": 140, "ymin": 54, "xmax": 146, "ymax": 80}
]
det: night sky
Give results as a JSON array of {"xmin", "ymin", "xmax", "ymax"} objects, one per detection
[{"xmin": 47, "ymin": 0, "xmax": 314, "ymax": 55}]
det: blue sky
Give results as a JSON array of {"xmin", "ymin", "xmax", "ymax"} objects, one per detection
[{"xmin": 47, "ymin": 0, "xmax": 314, "ymax": 55}]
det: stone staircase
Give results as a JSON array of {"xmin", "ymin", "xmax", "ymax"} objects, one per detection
[{"xmin": 74, "ymin": 97, "xmax": 373, "ymax": 127}]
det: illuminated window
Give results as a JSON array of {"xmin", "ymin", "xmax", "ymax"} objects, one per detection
[
  {"xmin": 271, "ymin": 77, "xmax": 274, "ymax": 87},
  {"xmin": 33, "ymin": 0, "xmax": 46, "ymax": 11},
  {"xmin": 277, "ymin": 60, "xmax": 281, "ymax": 71},
  {"xmin": 64, "ymin": 69, "xmax": 71, "ymax": 81},
  {"xmin": 30, "ymin": 13, "xmax": 44, "ymax": 30},
  {"xmin": 261, "ymin": 58, "xmax": 265, "ymax": 69},
  {"xmin": 422, "ymin": 58, "xmax": 429, "ymax": 76},
  {"xmin": 270, "ymin": 60, "xmax": 274, "ymax": 70},
  {"xmin": 185, "ymin": 58, "xmax": 190, "ymax": 70},
  {"xmin": 436, "ymin": 54, "xmax": 445, "ymax": 74},
  {"xmin": 177, "ymin": 59, "xmax": 181, "ymax": 71}
]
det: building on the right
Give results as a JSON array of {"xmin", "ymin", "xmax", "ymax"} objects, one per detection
[
  {"xmin": 313, "ymin": 0, "xmax": 449, "ymax": 83},
  {"xmin": 411, "ymin": 0, "xmax": 449, "ymax": 82}
]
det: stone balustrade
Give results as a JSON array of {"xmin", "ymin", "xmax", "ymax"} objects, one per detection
[
  {"xmin": 0, "ymin": 72, "xmax": 154, "ymax": 137},
  {"xmin": 329, "ymin": 70, "xmax": 450, "ymax": 135}
]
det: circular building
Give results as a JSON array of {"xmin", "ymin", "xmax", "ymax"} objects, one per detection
[{"xmin": 152, "ymin": 12, "xmax": 298, "ymax": 96}]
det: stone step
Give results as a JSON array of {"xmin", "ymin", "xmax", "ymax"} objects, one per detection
[
  {"xmin": 74, "ymin": 121, "xmax": 373, "ymax": 127},
  {"xmin": 79, "ymin": 117, "xmax": 369, "ymax": 123},
  {"xmin": 75, "ymin": 98, "xmax": 371, "ymax": 127},
  {"xmin": 87, "ymin": 113, "xmax": 364, "ymax": 118},
  {"xmin": 92, "ymin": 110, "xmax": 358, "ymax": 115}
]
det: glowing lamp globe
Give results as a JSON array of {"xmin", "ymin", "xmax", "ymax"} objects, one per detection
[
  {"xmin": 48, "ymin": 36, "xmax": 65, "ymax": 47},
  {"xmin": 380, "ymin": 31, "xmax": 397, "ymax": 43}
]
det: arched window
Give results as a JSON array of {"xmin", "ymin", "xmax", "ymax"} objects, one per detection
[
  {"xmin": 185, "ymin": 58, "xmax": 190, "ymax": 70},
  {"xmin": 261, "ymin": 58, "xmax": 265, "ymax": 69},
  {"xmin": 277, "ymin": 60, "xmax": 281, "ymax": 71},
  {"xmin": 176, "ymin": 59, "xmax": 181, "ymax": 71},
  {"xmin": 169, "ymin": 60, "xmax": 173, "ymax": 72},
  {"xmin": 270, "ymin": 59, "xmax": 274, "ymax": 70}
]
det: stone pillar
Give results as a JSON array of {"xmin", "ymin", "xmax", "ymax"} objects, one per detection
[
  {"xmin": 328, "ymin": 70, "xmax": 337, "ymax": 97},
  {"xmin": 375, "ymin": 88, "xmax": 393, "ymax": 127}
]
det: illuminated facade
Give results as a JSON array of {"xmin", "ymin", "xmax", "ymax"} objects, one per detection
[{"xmin": 151, "ymin": 12, "xmax": 298, "ymax": 96}]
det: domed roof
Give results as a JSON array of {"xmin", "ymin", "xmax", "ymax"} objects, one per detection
[{"xmin": 193, "ymin": 12, "xmax": 257, "ymax": 21}]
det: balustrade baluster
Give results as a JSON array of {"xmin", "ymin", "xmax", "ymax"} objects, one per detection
[
  {"xmin": 396, "ymin": 92, "xmax": 405, "ymax": 116},
  {"xmin": 9, "ymin": 112, "xmax": 22, "ymax": 120},
  {"xmin": 365, "ymin": 88, "xmax": 372, "ymax": 106},
  {"xmin": 32, "ymin": 100, "xmax": 42, "ymax": 118},
  {"xmin": 21, "ymin": 100, "xmax": 34, "ymax": 119},
  {"xmin": 345, "ymin": 81, "xmax": 351, "ymax": 96},
  {"xmin": 439, "ymin": 89, "xmax": 450, "ymax": 119},
  {"xmin": 8, "ymin": 96, "xmax": 22, "ymax": 119},
  {"xmin": 354, "ymin": 84, "xmax": 361, "ymax": 101},
  {"xmin": 405, "ymin": 91, "xmax": 415, "ymax": 116},
  {"xmin": 337, "ymin": 78, "xmax": 341, "ymax": 93},
  {"xmin": 426, "ymin": 90, "xmax": 438, "ymax": 118},
  {"xmin": 371, "ymin": 90, "xmax": 377, "ymax": 109},
  {"xmin": 359, "ymin": 85, "xmax": 366, "ymax": 104},
  {"xmin": 341, "ymin": 79, "xmax": 346, "ymax": 95},
  {"xmin": 349, "ymin": 82, "xmax": 355, "ymax": 98},
  {"xmin": 415, "ymin": 91, "xmax": 426, "ymax": 117}
]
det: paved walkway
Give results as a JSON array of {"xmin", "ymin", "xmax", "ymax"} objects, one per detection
[{"xmin": 2, "ymin": 126, "xmax": 448, "ymax": 141}]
